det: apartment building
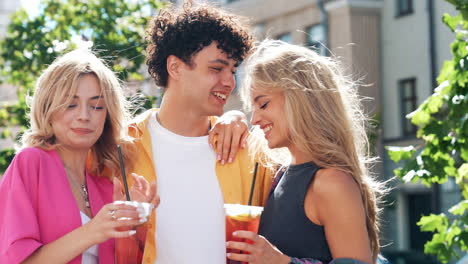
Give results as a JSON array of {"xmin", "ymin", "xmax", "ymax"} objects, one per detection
[{"xmin": 380, "ymin": 0, "xmax": 459, "ymax": 263}]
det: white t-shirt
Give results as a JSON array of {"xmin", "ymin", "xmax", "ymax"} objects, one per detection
[
  {"xmin": 80, "ymin": 212, "xmax": 98, "ymax": 264},
  {"xmin": 148, "ymin": 112, "xmax": 225, "ymax": 264}
]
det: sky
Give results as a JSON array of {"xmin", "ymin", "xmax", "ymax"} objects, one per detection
[{"xmin": 20, "ymin": 0, "xmax": 40, "ymax": 18}]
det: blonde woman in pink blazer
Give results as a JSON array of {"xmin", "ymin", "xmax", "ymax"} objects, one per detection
[{"xmin": 0, "ymin": 50, "xmax": 157, "ymax": 264}]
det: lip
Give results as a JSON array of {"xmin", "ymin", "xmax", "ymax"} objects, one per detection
[
  {"xmin": 72, "ymin": 128, "xmax": 93, "ymax": 135},
  {"xmin": 260, "ymin": 124, "xmax": 272, "ymax": 139},
  {"xmin": 211, "ymin": 91, "xmax": 229, "ymax": 105}
]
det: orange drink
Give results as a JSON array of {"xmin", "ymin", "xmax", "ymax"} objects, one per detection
[
  {"xmin": 224, "ymin": 204, "xmax": 263, "ymax": 264},
  {"xmin": 115, "ymin": 226, "xmax": 146, "ymax": 264},
  {"xmin": 114, "ymin": 201, "xmax": 154, "ymax": 264}
]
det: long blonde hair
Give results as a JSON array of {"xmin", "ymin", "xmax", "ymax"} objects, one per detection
[
  {"xmin": 21, "ymin": 49, "xmax": 135, "ymax": 178},
  {"xmin": 241, "ymin": 40, "xmax": 385, "ymax": 263}
]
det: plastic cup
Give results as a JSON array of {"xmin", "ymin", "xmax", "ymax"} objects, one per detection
[
  {"xmin": 224, "ymin": 204, "xmax": 263, "ymax": 264},
  {"xmin": 114, "ymin": 201, "xmax": 154, "ymax": 264}
]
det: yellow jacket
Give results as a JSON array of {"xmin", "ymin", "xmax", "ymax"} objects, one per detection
[{"xmin": 126, "ymin": 109, "xmax": 273, "ymax": 263}]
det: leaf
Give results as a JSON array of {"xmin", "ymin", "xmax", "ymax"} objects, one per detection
[
  {"xmin": 442, "ymin": 13, "xmax": 461, "ymax": 32},
  {"xmin": 449, "ymin": 200, "xmax": 468, "ymax": 216},
  {"xmin": 424, "ymin": 233, "xmax": 453, "ymax": 263},
  {"xmin": 446, "ymin": 225, "xmax": 461, "ymax": 247},
  {"xmin": 457, "ymin": 163, "xmax": 468, "ymax": 184},
  {"xmin": 410, "ymin": 107, "xmax": 431, "ymax": 126},
  {"xmin": 462, "ymin": 148, "xmax": 468, "ymax": 162},
  {"xmin": 417, "ymin": 213, "xmax": 448, "ymax": 233},
  {"xmin": 387, "ymin": 146, "xmax": 416, "ymax": 163}
]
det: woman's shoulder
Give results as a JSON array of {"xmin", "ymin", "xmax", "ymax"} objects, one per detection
[
  {"xmin": 311, "ymin": 168, "xmax": 361, "ymax": 200},
  {"xmin": 17, "ymin": 146, "xmax": 49, "ymax": 155},
  {"xmin": 2, "ymin": 147, "xmax": 60, "ymax": 185},
  {"xmin": 309, "ymin": 168, "xmax": 366, "ymax": 225},
  {"xmin": 15, "ymin": 147, "xmax": 56, "ymax": 162}
]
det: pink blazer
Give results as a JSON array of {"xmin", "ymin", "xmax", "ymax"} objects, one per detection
[{"xmin": 0, "ymin": 147, "xmax": 114, "ymax": 264}]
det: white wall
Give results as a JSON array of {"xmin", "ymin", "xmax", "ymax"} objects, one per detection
[
  {"xmin": 381, "ymin": 0, "xmax": 430, "ymax": 139},
  {"xmin": 0, "ymin": 0, "xmax": 20, "ymax": 37},
  {"xmin": 381, "ymin": 0, "xmax": 457, "ymax": 140},
  {"xmin": 0, "ymin": 0, "xmax": 22, "ymax": 151},
  {"xmin": 434, "ymin": 0, "xmax": 457, "ymax": 72}
]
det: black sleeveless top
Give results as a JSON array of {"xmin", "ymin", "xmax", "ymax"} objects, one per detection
[{"xmin": 258, "ymin": 162, "xmax": 332, "ymax": 262}]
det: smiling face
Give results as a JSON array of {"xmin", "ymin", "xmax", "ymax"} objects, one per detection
[
  {"xmin": 51, "ymin": 74, "xmax": 107, "ymax": 151},
  {"xmin": 176, "ymin": 42, "xmax": 237, "ymax": 117},
  {"xmin": 250, "ymin": 88, "xmax": 291, "ymax": 150}
]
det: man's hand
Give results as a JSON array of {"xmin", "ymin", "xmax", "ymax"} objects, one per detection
[{"xmin": 209, "ymin": 110, "xmax": 249, "ymax": 165}]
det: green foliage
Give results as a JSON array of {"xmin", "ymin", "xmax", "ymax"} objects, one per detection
[
  {"xmin": 387, "ymin": 1, "xmax": 468, "ymax": 262},
  {"xmin": 0, "ymin": 0, "xmax": 166, "ymax": 172}
]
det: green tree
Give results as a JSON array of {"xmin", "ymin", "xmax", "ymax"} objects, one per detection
[
  {"xmin": 387, "ymin": 0, "xmax": 468, "ymax": 262},
  {"xmin": 0, "ymin": 0, "xmax": 165, "ymax": 172}
]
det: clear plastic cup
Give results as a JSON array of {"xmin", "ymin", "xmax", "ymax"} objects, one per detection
[
  {"xmin": 114, "ymin": 201, "xmax": 154, "ymax": 264},
  {"xmin": 224, "ymin": 204, "xmax": 263, "ymax": 264}
]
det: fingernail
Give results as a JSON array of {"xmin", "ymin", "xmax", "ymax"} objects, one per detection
[
  {"xmin": 228, "ymin": 157, "xmax": 233, "ymax": 163},
  {"xmin": 221, "ymin": 159, "xmax": 225, "ymax": 165},
  {"xmin": 139, "ymin": 217, "xmax": 147, "ymax": 223},
  {"xmin": 138, "ymin": 213, "xmax": 145, "ymax": 218},
  {"xmin": 209, "ymin": 143, "xmax": 213, "ymax": 149},
  {"xmin": 217, "ymin": 154, "xmax": 221, "ymax": 161},
  {"xmin": 129, "ymin": 230, "xmax": 136, "ymax": 236},
  {"xmin": 242, "ymin": 142, "xmax": 246, "ymax": 148},
  {"xmin": 233, "ymin": 231, "xmax": 237, "ymax": 236}
]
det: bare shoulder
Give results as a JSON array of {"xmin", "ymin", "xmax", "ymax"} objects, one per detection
[
  {"xmin": 305, "ymin": 168, "xmax": 366, "ymax": 227},
  {"xmin": 308, "ymin": 169, "xmax": 371, "ymax": 262},
  {"xmin": 311, "ymin": 168, "xmax": 361, "ymax": 199}
]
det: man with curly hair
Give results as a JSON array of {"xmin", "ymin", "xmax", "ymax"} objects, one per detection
[{"xmin": 125, "ymin": 2, "xmax": 273, "ymax": 263}]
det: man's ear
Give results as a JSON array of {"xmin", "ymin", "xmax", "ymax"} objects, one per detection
[{"xmin": 167, "ymin": 55, "xmax": 182, "ymax": 81}]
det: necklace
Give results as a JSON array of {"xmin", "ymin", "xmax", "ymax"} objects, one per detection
[
  {"xmin": 66, "ymin": 168, "xmax": 90, "ymax": 209},
  {"xmin": 81, "ymin": 183, "xmax": 90, "ymax": 208}
]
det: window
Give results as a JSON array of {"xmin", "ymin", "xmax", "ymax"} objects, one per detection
[
  {"xmin": 407, "ymin": 193, "xmax": 432, "ymax": 251},
  {"xmin": 396, "ymin": 0, "xmax": 413, "ymax": 17},
  {"xmin": 306, "ymin": 24, "xmax": 326, "ymax": 55},
  {"xmin": 399, "ymin": 78, "xmax": 417, "ymax": 136},
  {"xmin": 277, "ymin": 32, "xmax": 292, "ymax": 43}
]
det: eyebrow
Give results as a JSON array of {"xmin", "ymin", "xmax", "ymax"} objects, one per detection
[
  {"xmin": 253, "ymin": 95, "xmax": 267, "ymax": 103},
  {"xmin": 208, "ymin": 59, "xmax": 230, "ymax": 66},
  {"xmin": 72, "ymin": 95, "xmax": 104, "ymax": 100}
]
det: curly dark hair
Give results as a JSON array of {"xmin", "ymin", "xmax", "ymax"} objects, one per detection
[{"xmin": 146, "ymin": 1, "xmax": 253, "ymax": 87}]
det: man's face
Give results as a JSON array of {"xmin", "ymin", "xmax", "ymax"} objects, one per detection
[{"xmin": 177, "ymin": 42, "xmax": 237, "ymax": 117}]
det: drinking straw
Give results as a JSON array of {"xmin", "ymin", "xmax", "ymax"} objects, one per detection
[
  {"xmin": 248, "ymin": 162, "xmax": 259, "ymax": 206},
  {"xmin": 117, "ymin": 145, "xmax": 131, "ymax": 201}
]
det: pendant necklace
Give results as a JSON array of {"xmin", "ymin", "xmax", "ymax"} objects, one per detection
[{"xmin": 66, "ymin": 168, "xmax": 90, "ymax": 209}]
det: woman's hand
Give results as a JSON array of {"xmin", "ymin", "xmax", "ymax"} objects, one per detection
[
  {"xmin": 113, "ymin": 173, "xmax": 160, "ymax": 208},
  {"xmin": 209, "ymin": 110, "xmax": 249, "ymax": 165},
  {"xmin": 226, "ymin": 231, "xmax": 290, "ymax": 264},
  {"xmin": 84, "ymin": 202, "xmax": 145, "ymax": 245}
]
